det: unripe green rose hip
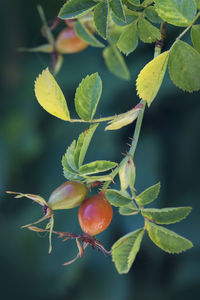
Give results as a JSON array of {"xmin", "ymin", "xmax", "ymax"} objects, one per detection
[{"xmin": 48, "ymin": 181, "xmax": 88, "ymax": 210}]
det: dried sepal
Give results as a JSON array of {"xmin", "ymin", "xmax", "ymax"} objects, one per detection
[
  {"xmin": 45, "ymin": 215, "xmax": 55, "ymax": 254},
  {"xmin": 27, "ymin": 226, "xmax": 111, "ymax": 265},
  {"xmin": 6, "ymin": 191, "xmax": 47, "ymax": 206},
  {"xmin": 6, "ymin": 191, "xmax": 54, "ymax": 253},
  {"xmin": 63, "ymin": 239, "xmax": 87, "ymax": 266}
]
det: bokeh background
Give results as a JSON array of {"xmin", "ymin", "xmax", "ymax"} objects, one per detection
[{"xmin": 1, "ymin": 1, "xmax": 200, "ymax": 299}]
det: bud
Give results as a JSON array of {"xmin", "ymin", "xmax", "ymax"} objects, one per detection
[
  {"xmin": 105, "ymin": 103, "xmax": 143, "ymax": 131},
  {"xmin": 119, "ymin": 158, "xmax": 136, "ymax": 192}
]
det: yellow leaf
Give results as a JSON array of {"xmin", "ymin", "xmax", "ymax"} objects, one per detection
[
  {"xmin": 34, "ymin": 68, "xmax": 70, "ymax": 120},
  {"xmin": 136, "ymin": 51, "xmax": 169, "ymax": 106}
]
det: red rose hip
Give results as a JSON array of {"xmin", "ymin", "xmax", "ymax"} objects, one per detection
[{"xmin": 78, "ymin": 192, "xmax": 113, "ymax": 236}]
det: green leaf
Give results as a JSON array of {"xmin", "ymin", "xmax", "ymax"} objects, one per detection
[
  {"xmin": 191, "ymin": 25, "xmax": 200, "ymax": 53},
  {"xmin": 141, "ymin": 207, "xmax": 192, "ymax": 224},
  {"xmin": 110, "ymin": 0, "xmax": 125, "ymax": 21},
  {"xmin": 141, "ymin": 0, "xmax": 154, "ymax": 6},
  {"xmin": 74, "ymin": 21, "xmax": 105, "ymax": 48},
  {"xmin": 136, "ymin": 51, "xmax": 169, "ymax": 106},
  {"xmin": 135, "ymin": 182, "xmax": 160, "ymax": 206},
  {"xmin": 117, "ymin": 21, "xmax": 138, "ymax": 55},
  {"xmin": 168, "ymin": 40, "xmax": 200, "ymax": 92},
  {"xmin": 112, "ymin": 229, "xmax": 145, "ymax": 274},
  {"xmin": 34, "ymin": 68, "xmax": 70, "ymax": 121},
  {"xmin": 94, "ymin": 1, "xmax": 109, "ymax": 39},
  {"xmin": 111, "ymin": 8, "xmax": 138, "ymax": 26},
  {"xmin": 105, "ymin": 189, "xmax": 132, "ymax": 207},
  {"xmin": 63, "ymin": 140, "xmax": 77, "ymax": 171},
  {"xmin": 154, "ymin": 0, "xmax": 197, "ymax": 27},
  {"xmin": 195, "ymin": 0, "xmax": 200, "ymax": 10},
  {"xmin": 84, "ymin": 174, "xmax": 112, "ymax": 182},
  {"xmin": 144, "ymin": 6, "xmax": 162, "ymax": 23},
  {"xmin": 75, "ymin": 73, "xmax": 102, "ymax": 121},
  {"xmin": 79, "ymin": 160, "xmax": 117, "ymax": 175},
  {"xmin": 127, "ymin": 0, "xmax": 140, "ymax": 6},
  {"xmin": 62, "ymin": 155, "xmax": 83, "ymax": 181},
  {"xmin": 119, "ymin": 202, "xmax": 139, "ymax": 215},
  {"xmin": 138, "ymin": 18, "xmax": 161, "ymax": 43},
  {"xmin": 103, "ymin": 45, "xmax": 130, "ymax": 80},
  {"xmin": 58, "ymin": 0, "xmax": 97, "ymax": 19},
  {"xmin": 146, "ymin": 221, "xmax": 193, "ymax": 253},
  {"xmin": 74, "ymin": 123, "xmax": 99, "ymax": 168}
]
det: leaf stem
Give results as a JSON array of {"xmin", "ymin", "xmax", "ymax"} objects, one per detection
[
  {"xmin": 102, "ymin": 23, "xmax": 167, "ymax": 191},
  {"xmin": 128, "ymin": 100, "xmax": 146, "ymax": 158},
  {"xmin": 69, "ymin": 115, "xmax": 115, "ymax": 123},
  {"xmin": 37, "ymin": 5, "xmax": 55, "ymax": 45},
  {"xmin": 171, "ymin": 11, "xmax": 200, "ymax": 48}
]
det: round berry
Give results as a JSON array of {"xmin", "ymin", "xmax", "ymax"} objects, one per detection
[{"xmin": 78, "ymin": 192, "xmax": 113, "ymax": 236}]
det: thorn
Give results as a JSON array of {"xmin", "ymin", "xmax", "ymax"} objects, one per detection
[
  {"xmin": 121, "ymin": 152, "xmax": 126, "ymax": 157},
  {"xmin": 62, "ymin": 237, "xmax": 70, "ymax": 242},
  {"xmin": 126, "ymin": 143, "xmax": 131, "ymax": 147},
  {"xmin": 111, "ymin": 178, "xmax": 115, "ymax": 184},
  {"xmin": 128, "ymin": 137, "xmax": 134, "ymax": 141}
]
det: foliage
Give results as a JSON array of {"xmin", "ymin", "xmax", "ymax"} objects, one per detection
[{"xmin": 7, "ymin": 0, "xmax": 200, "ymax": 275}]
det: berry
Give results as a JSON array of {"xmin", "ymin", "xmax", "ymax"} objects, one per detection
[
  {"xmin": 48, "ymin": 181, "xmax": 88, "ymax": 210},
  {"xmin": 78, "ymin": 192, "xmax": 113, "ymax": 236},
  {"xmin": 55, "ymin": 27, "xmax": 88, "ymax": 54}
]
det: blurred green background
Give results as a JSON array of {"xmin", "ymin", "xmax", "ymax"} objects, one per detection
[{"xmin": 1, "ymin": 1, "xmax": 200, "ymax": 299}]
